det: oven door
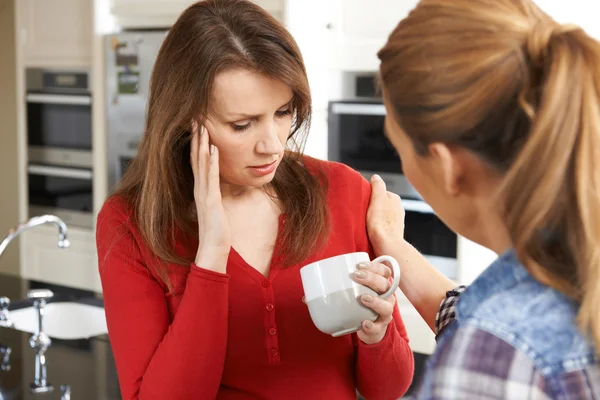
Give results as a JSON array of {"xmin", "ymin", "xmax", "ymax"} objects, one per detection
[
  {"xmin": 328, "ymin": 101, "xmax": 421, "ymax": 199},
  {"xmin": 402, "ymin": 199, "xmax": 458, "ymax": 280},
  {"xmin": 27, "ymin": 93, "xmax": 93, "ymax": 168},
  {"xmin": 28, "ymin": 164, "xmax": 94, "ymax": 228}
]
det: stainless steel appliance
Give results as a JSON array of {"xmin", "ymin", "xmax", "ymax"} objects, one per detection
[
  {"xmin": 328, "ymin": 98, "xmax": 458, "ymax": 279},
  {"xmin": 105, "ymin": 31, "xmax": 168, "ymax": 190},
  {"xmin": 26, "ymin": 69, "xmax": 93, "ymax": 168},
  {"xmin": 26, "ymin": 69, "xmax": 94, "ymax": 228}
]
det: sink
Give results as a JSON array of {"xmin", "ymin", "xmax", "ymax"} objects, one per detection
[{"xmin": 9, "ymin": 302, "xmax": 108, "ymax": 340}]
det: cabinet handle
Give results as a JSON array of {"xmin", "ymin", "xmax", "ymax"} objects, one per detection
[
  {"xmin": 26, "ymin": 94, "xmax": 91, "ymax": 106},
  {"xmin": 401, "ymin": 199, "xmax": 435, "ymax": 214},
  {"xmin": 330, "ymin": 103, "xmax": 386, "ymax": 116},
  {"xmin": 28, "ymin": 165, "xmax": 93, "ymax": 180}
]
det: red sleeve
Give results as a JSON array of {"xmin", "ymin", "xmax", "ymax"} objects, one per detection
[
  {"xmin": 352, "ymin": 174, "xmax": 415, "ymax": 399},
  {"xmin": 96, "ymin": 200, "xmax": 229, "ymax": 400}
]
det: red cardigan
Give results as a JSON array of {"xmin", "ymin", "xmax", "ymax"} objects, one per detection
[{"xmin": 96, "ymin": 158, "xmax": 414, "ymax": 400}]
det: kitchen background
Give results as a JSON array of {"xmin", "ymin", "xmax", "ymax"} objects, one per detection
[{"xmin": 0, "ymin": 0, "xmax": 597, "ymax": 398}]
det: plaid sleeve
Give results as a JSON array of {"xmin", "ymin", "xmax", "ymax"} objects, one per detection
[{"xmin": 435, "ymin": 285, "xmax": 467, "ymax": 337}]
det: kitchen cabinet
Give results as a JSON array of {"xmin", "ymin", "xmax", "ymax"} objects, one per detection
[
  {"xmin": 17, "ymin": 0, "xmax": 93, "ymax": 68},
  {"xmin": 326, "ymin": 0, "xmax": 419, "ymax": 71},
  {"xmin": 111, "ymin": 0, "xmax": 285, "ymax": 28},
  {"xmin": 21, "ymin": 225, "xmax": 101, "ymax": 293}
]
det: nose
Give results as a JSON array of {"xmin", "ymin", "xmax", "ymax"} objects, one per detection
[{"xmin": 255, "ymin": 120, "xmax": 284, "ymax": 155}]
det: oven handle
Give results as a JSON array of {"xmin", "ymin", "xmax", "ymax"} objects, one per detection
[
  {"xmin": 28, "ymin": 165, "xmax": 93, "ymax": 180},
  {"xmin": 330, "ymin": 103, "xmax": 386, "ymax": 116},
  {"xmin": 26, "ymin": 93, "xmax": 91, "ymax": 106},
  {"xmin": 401, "ymin": 198, "xmax": 435, "ymax": 214}
]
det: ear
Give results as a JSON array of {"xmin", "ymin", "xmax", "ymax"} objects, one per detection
[{"xmin": 428, "ymin": 143, "xmax": 464, "ymax": 197}]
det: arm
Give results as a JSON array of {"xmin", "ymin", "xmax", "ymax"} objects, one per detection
[
  {"xmin": 366, "ymin": 174, "xmax": 457, "ymax": 332},
  {"xmin": 352, "ymin": 172, "xmax": 415, "ymax": 399},
  {"xmin": 97, "ymin": 203, "xmax": 229, "ymax": 400},
  {"xmin": 354, "ymin": 304, "xmax": 415, "ymax": 400}
]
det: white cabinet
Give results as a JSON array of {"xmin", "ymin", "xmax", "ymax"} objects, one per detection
[
  {"xmin": 111, "ymin": 0, "xmax": 285, "ymax": 28},
  {"xmin": 21, "ymin": 225, "xmax": 101, "ymax": 293},
  {"xmin": 327, "ymin": 0, "xmax": 419, "ymax": 71},
  {"xmin": 17, "ymin": 0, "xmax": 93, "ymax": 68}
]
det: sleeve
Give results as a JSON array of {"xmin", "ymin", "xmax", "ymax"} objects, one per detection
[
  {"xmin": 435, "ymin": 285, "xmax": 467, "ymax": 337},
  {"xmin": 417, "ymin": 325, "xmax": 555, "ymax": 400},
  {"xmin": 352, "ymin": 172, "xmax": 415, "ymax": 399},
  {"xmin": 96, "ymin": 201, "xmax": 229, "ymax": 400}
]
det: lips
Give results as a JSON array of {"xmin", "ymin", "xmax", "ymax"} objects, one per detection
[{"xmin": 250, "ymin": 160, "xmax": 277, "ymax": 169}]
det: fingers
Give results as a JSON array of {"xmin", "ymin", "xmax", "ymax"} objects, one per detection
[
  {"xmin": 207, "ymin": 142, "xmax": 221, "ymax": 203},
  {"xmin": 353, "ymin": 267, "xmax": 391, "ymax": 294},
  {"xmin": 357, "ymin": 261, "xmax": 392, "ymax": 279},
  {"xmin": 358, "ymin": 294, "xmax": 396, "ymax": 341},
  {"xmin": 190, "ymin": 121, "xmax": 200, "ymax": 183},
  {"xmin": 369, "ymin": 174, "xmax": 388, "ymax": 202}
]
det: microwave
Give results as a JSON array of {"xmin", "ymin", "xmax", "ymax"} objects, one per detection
[
  {"xmin": 26, "ymin": 68, "xmax": 93, "ymax": 168},
  {"xmin": 328, "ymin": 99, "xmax": 458, "ymax": 279}
]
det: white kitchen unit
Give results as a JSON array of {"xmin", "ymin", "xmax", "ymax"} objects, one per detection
[
  {"xmin": 16, "ymin": 0, "xmax": 94, "ymax": 68},
  {"xmin": 20, "ymin": 225, "xmax": 101, "ymax": 293},
  {"xmin": 111, "ymin": 0, "xmax": 285, "ymax": 28},
  {"xmin": 326, "ymin": 0, "xmax": 419, "ymax": 71}
]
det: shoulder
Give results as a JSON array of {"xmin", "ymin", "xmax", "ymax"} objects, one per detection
[
  {"xmin": 96, "ymin": 195, "xmax": 139, "ymax": 250},
  {"xmin": 464, "ymin": 281, "xmax": 598, "ymax": 376},
  {"xmin": 301, "ymin": 155, "xmax": 370, "ymax": 195},
  {"xmin": 425, "ymin": 323, "xmax": 554, "ymax": 399}
]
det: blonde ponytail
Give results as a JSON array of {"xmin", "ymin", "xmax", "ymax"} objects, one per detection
[
  {"xmin": 378, "ymin": 0, "xmax": 600, "ymax": 355},
  {"xmin": 503, "ymin": 23, "xmax": 600, "ymax": 353}
]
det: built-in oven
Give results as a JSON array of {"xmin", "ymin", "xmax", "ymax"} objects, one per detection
[
  {"xmin": 26, "ymin": 69, "xmax": 92, "ymax": 168},
  {"xmin": 27, "ymin": 164, "xmax": 93, "ymax": 228},
  {"xmin": 26, "ymin": 68, "xmax": 94, "ymax": 228},
  {"xmin": 328, "ymin": 99, "xmax": 458, "ymax": 279}
]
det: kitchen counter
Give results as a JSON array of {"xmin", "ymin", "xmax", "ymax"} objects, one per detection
[
  {"xmin": 0, "ymin": 274, "xmax": 429, "ymax": 399},
  {"xmin": 0, "ymin": 274, "xmax": 120, "ymax": 399}
]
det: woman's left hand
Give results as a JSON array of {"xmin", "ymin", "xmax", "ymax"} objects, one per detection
[{"xmin": 353, "ymin": 261, "xmax": 397, "ymax": 345}]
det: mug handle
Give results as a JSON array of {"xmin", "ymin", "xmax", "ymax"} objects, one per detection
[{"xmin": 371, "ymin": 255, "xmax": 401, "ymax": 299}]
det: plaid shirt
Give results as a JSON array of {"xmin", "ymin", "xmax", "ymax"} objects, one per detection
[{"xmin": 412, "ymin": 251, "xmax": 600, "ymax": 400}]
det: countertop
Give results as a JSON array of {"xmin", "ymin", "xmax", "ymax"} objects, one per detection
[
  {"xmin": 0, "ymin": 274, "xmax": 120, "ymax": 400},
  {"xmin": 0, "ymin": 274, "xmax": 428, "ymax": 399}
]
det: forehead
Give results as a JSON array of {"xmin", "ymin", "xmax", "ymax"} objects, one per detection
[{"xmin": 211, "ymin": 68, "xmax": 293, "ymax": 116}]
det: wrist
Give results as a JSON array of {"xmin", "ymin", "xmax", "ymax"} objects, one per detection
[{"xmin": 195, "ymin": 246, "xmax": 230, "ymax": 273}]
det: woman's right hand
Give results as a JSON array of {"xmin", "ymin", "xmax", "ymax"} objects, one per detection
[{"xmin": 191, "ymin": 121, "xmax": 231, "ymax": 273}]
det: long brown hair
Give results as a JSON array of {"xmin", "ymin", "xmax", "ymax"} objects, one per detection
[
  {"xmin": 379, "ymin": 0, "xmax": 600, "ymax": 353},
  {"xmin": 113, "ymin": 0, "xmax": 329, "ymax": 285}
]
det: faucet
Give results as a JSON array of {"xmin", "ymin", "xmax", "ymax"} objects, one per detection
[
  {"xmin": 28, "ymin": 289, "xmax": 55, "ymax": 394},
  {"xmin": 0, "ymin": 343, "xmax": 11, "ymax": 371},
  {"xmin": 0, "ymin": 215, "xmax": 70, "ymax": 260},
  {"xmin": 0, "ymin": 215, "xmax": 70, "ymax": 329}
]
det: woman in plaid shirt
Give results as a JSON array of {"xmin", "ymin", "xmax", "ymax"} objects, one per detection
[{"xmin": 358, "ymin": 0, "xmax": 600, "ymax": 398}]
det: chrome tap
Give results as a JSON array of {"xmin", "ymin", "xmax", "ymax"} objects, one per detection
[
  {"xmin": 28, "ymin": 289, "xmax": 54, "ymax": 394},
  {"xmin": 0, "ymin": 343, "xmax": 11, "ymax": 371},
  {"xmin": 0, "ymin": 215, "xmax": 70, "ymax": 260},
  {"xmin": 0, "ymin": 215, "xmax": 69, "ymax": 331},
  {"xmin": 0, "ymin": 297, "xmax": 13, "ymax": 328}
]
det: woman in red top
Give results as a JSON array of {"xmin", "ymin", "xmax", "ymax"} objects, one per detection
[{"xmin": 96, "ymin": 1, "xmax": 414, "ymax": 399}]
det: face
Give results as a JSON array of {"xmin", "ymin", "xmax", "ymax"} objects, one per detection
[
  {"xmin": 382, "ymin": 98, "xmax": 488, "ymax": 243},
  {"xmin": 204, "ymin": 68, "xmax": 294, "ymax": 190}
]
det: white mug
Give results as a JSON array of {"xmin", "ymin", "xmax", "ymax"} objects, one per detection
[{"xmin": 300, "ymin": 252, "xmax": 401, "ymax": 337}]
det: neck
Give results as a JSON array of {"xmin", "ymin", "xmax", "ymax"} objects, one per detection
[{"xmin": 471, "ymin": 196, "xmax": 513, "ymax": 255}]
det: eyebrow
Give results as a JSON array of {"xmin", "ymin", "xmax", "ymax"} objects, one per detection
[{"xmin": 224, "ymin": 98, "xmax": 294, "ymax": 120}]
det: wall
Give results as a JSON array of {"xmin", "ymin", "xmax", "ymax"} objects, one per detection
[{"xmin": 0, "ymin": 0, "xmax": 20, "ymax": 277}]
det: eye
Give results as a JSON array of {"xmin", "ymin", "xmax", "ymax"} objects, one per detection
[
  {"xmin": 231, "ymin": 122, "xmax": 251, "ymax": 132},
  {"xmin": 276, "ymin": 108, "xmax": 292, "ymax": 117}
]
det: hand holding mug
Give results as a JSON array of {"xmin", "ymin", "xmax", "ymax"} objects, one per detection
[
  {"xmin": 353, "ymin": 260, "xmax": 398, "ymax": 345},
  {"xmin": 300, "ymin": 252, "xmax": 400, "ymax": 342}
]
